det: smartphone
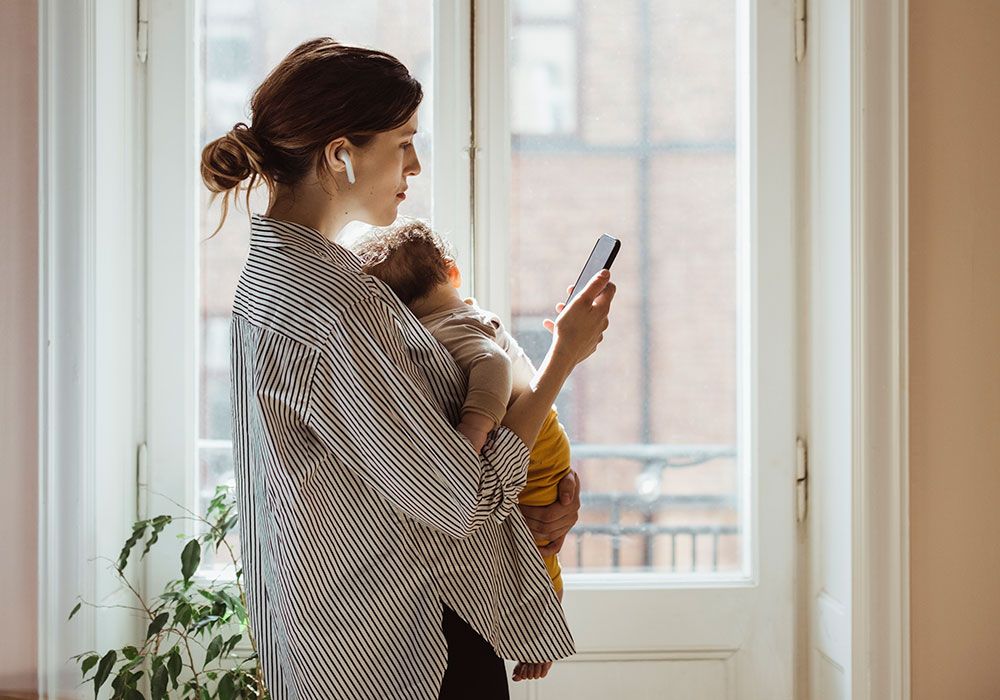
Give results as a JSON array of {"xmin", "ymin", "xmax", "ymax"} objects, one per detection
[{"xmin": 565, "ymin": 234, "xmax": 621, "ymax": 306}]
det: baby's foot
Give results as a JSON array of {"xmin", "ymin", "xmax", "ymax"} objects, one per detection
[{"xmin": 512, "ymin": 660, "xmax": 553, "ymax": 681}]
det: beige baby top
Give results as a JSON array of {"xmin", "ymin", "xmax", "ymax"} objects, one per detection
[{"xmin": 418, "ymin": 297, "xmax": 537, "ymax": 426}]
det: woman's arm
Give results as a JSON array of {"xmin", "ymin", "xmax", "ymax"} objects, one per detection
[
  {"xmin": 501, "ymin": 270, "xmax": 615, "ymax": 450},
  {"xmin": 505, "ymin": 273, "xmax": 614, "ymax": 552}
]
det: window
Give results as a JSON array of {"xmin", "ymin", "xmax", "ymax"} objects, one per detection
[
  {"xmin": 508, "ymin": 0, "xmax": 742, "ymax": 575},
  {"xmin": 154, "ymin": 0, "xmax": 750, "ymax": 583}
]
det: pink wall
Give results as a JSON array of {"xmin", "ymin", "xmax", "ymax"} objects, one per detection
[
  {"xmin": 0, "ymin": 0, "xmax": 39, "ymax": 695},
  {"xmin": 909, "ymin": 0, "xmax": 1000, "ymax": 698}
]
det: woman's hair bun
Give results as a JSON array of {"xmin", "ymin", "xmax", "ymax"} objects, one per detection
[{"xmin": 201, "ymin": 122, "xmax": 266, "ymax": 193}]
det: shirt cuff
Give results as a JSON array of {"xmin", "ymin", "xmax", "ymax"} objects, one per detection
[{"xmin": 481, "ymin": 426, "xmax": 530, "ymax": 522}]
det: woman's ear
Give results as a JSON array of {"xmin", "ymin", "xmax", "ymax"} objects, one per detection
[{"xmin": 322, "ymin": 138, "xmax": 352, "ymax": 182}]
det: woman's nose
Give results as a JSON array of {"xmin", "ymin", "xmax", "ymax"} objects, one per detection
[{"xmin": 406, "ymin": 150, "xmax": 422, "ymax": 177}]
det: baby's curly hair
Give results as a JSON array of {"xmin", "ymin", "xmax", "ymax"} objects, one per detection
[{"xmin": 350, "ymin": 218, "xmax": 455, "ymax": 305}]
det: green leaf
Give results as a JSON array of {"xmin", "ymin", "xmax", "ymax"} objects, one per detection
[
  {"xmin": 141, "ymin": 515, "xmax": 172, "ymax": 559},
  {"xmin": 146, "ymin": 611, "xmax": 169, "ymax": 639},
  {"xmin": 117, "ymin": 522, "xmax": 148, "ymax": 573},
  {"xmin": 80, "ymin": 653, "xmax": 100, "ymax": 677},
  {"xmin": 199, "ymin": 686, "xmax": 210, "ymax": 700},
  {"xmin": 68, "ymin": 601, "xmax": 82, "ymax": 621},
  {"xmin": 217, "ymin": 672, "xmax": 236, "ymax": 700},
  {"xmin": 224, "ymin": 633, "xmax": 243, "ymax": 655},
  {"xmin": 204, "ymin": 635, "xmax": 224, "ymax": 666},
  {"xmin": 174, "ymin": 601, "xmax": 193, "ymax": 628},
  {"xmin": 121, "ymin": 645, "xmax": 139, "ymax": 660},
  {"xmin": 181, "ymin": 539, "xmax": 202, "ymax": 582},
  {"xmin": 150, "ymin": 663, "xmax": 169, "ymax": 700},
  {"xmin": 121, "ymin": 655, "xmax": 144, "ymax": 673},
  {"xmin": 167, "ymin": 649, "xmax": 183, "ymax": 689},
  {"xmin": 93, "ymin": 649, "xmax": 116, "ymax": 696},
  {"xmin": 126, "ymin": 689, "xmax": 144, "ymax": 700}
]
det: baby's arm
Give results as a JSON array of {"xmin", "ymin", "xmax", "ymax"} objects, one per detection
[
  {"xmin": 456, "ymin": 411, "xmax": 496, "ymax": 453},
  {"xmin": 435, "ymin": 317, "xmax": 514, "ymax": 452}
]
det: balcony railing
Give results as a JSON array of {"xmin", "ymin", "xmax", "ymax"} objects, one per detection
[{"xmin": 567, "ymin": 443, "xmax": 739, "ymax": 573}]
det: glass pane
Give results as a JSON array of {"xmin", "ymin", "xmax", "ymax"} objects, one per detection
[
  {"xmin": 509, "ymin": 0, "xmax": 742, "ymax": 576},
  {"xmin": 196, "ymin": 0, "xmax": 434, "ymax": 572}
]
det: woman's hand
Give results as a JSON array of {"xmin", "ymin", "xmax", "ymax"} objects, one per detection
[
  {"xmin": 519, "ymin": 470, "xmax": 581, "ymax": 556},
  {"xmin": 542, "ymin": 271, "xmax": 615, "ymax": 368}
]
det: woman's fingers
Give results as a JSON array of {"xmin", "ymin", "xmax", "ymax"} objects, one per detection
[
  {"xmin": 537, "ymin": 533, "xmax": 567, "ymax": 557},
  {"xmin": 593, "ymin": 280, "xmax": 617, "ymax": 312},
  {"xmin": 574, "ymin": 269, "xmax": 611, "ymax": 305},
  {"xmin": 557, "ymin": 469, "xmax": 581, "ymax": 505},
  {"xmin": 521, "ymin": 506, "xmax": 579, "ymax": 541}
]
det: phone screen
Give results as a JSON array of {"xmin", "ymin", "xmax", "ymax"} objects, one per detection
[{"xmin": 566, "ymin": 234, "xmax": 621, "ymax": 306}]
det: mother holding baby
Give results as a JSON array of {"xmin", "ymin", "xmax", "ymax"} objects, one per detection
[{"xmin": 201, "ymin": 38, "xmax": 614, "ymax": 700}]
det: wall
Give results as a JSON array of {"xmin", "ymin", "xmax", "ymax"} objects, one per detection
[
  {"xmin": 909, "ymin": 1, "xmax": 1000, "ymax": 698},
  {"xmin": 0, "ymin": 0, "xmax": 39, "ymax": 695}
]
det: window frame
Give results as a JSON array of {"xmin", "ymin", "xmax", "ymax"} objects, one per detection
[{"xmin": 142, "ymin": 0, "xmax": 784, "ymax": 593}]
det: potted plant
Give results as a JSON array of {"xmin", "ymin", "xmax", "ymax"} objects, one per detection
[{"xmin": 68, "ymin": 485, "xmax": 268, "ymax": 699}]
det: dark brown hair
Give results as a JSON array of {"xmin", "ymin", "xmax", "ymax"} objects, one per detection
[
  {"xmin": 351, "ymin": 219, "xmax": 454, "ymax": 305},
  {"xmin": 201, "ymin": 38, "xmax": 423, "ymax": 233}
]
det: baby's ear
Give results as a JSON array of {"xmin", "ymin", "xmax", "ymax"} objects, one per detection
[{"xmin": 445, "ymin": 257, "xmax": 462, "ymax": 288}]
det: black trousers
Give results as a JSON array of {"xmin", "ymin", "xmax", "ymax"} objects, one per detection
[{"xmin": 438, "ymin": 605, "xmax": 510, "ymax": 700}]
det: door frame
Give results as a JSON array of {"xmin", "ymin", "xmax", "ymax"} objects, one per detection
[
  {"xmin": 850, "ymin": 0, "xmax": 910, "ymax": 697},
  {"xmin": 36, "ymin": 0, "xmax": 146, "ymax": 696},
  {"xmin": 799, "ymin": 0, "xmax": 911, "ymax": 697}
]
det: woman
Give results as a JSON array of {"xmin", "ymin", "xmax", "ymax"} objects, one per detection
[{"xmin": 201, "ymin": 38, "xmax": 615, "ymax": 700}]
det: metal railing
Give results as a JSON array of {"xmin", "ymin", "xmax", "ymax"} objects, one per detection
[{"xmin": 568, "ymin": 443, "xmax": 740, "ymax": 572}]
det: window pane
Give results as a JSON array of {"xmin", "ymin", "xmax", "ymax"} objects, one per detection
[
  {"xmin": 509, "ymin": 0, "xmax": 742, "ymax": 576},
  {"xmin": 196, "ymin": 0, "xmax": 434, "ymax": 572}
]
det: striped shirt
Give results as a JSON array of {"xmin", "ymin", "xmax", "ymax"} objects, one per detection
[{"xmin": 229, "ymin": 214, "xmax": 575, "ymax": 699}]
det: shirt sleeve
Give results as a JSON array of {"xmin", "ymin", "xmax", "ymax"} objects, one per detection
[
  {"xmin": 304, "ymin": 295, "xmax": 530, "ymax": 539},
  {"xmin": 432, "ymin": 316, "xmax": 513, "ymax": 427}
]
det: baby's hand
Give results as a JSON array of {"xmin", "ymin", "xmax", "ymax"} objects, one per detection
[
  {"xmin": 456, "ymin": 411, "xmax": 496, "ymax": 453},
  {"xmin": 512, "ymin": 660, "xmax": 553, "ymax": 682}
]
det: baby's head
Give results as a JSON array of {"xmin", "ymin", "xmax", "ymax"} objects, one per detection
[{"xmin": 350, "ymin": 218, "xmax": 461, "ymax": 305}]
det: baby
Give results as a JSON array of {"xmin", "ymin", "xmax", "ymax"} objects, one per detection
[{"xmin": 350, "ymin": 218, "xmax": 571, "ymax": 682}]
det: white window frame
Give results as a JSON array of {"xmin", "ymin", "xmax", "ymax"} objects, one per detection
[{"xmin": 36, "ymin": 0, "xmax": 148, "ymax": 695}]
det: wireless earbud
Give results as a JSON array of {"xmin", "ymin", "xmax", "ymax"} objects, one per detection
[{"xmin": 336, "ymin": 149, "xmax": 356, "ymax": 185}]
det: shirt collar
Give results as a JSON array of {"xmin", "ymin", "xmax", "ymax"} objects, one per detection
[{"xmin": 250, "ymin": 213, "xmax": 363, "ymax": 272}]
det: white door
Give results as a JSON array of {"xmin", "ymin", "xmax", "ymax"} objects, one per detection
[
  {"xmin": 145, "ymin": 1, "xmax": 797, "ymax": 698},
  {"xmin": 491, "ymin": 1, "xmax": 797, "ymax": 698}
]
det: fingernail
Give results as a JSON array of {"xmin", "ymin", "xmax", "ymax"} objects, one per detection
[{"xmin": 599, "ymin": 269, "xmax": 610, "ymax": 278}]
